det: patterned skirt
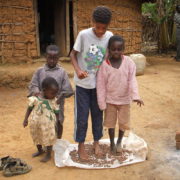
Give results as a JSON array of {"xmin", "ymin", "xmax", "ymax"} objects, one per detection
[{"xmin": 29, "ymin": 114, "xmax": 56, "ymax": 146}]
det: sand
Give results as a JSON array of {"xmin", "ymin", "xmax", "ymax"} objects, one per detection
[{"xmin": 0, "ymin": 55, "xmax": 180, "ymax": 180}]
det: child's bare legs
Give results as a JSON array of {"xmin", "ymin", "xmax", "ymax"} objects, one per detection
[
  {"xmin": 78, "ymin": 142, "xmax": 88, "ymax": 160},
  {"xmin": 108, "ymin": 128, "xmax": 116, "ymax": 153},
  {"xmin": 57, "ymin": 121, "xmax": 63, "ymax": 139},
  {"xmin": 116, "ymin": 130, "xmax": 124, "ymax": 152},
  {"xmin": 32, "ymin": 145, "xmax": 44, "ymax": 157},
  {"xmin": 40, "ymin": 146, "xmax": 52, "ymax": 162}
]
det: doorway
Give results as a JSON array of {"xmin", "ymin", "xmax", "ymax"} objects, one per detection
[{"xmin": 37, "ymin": 0, "xmax": 72, "ymax": 56}]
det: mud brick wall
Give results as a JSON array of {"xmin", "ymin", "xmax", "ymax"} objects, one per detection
[
  {"xmin": 0, "ymin": 0, "xmax": 38, "ymax": 63},
  {"xmin": 74, "ymin": 0, "xmax": 142, "ymax": 54}
]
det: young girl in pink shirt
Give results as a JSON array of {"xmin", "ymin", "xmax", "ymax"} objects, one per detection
[{"xmin": 97, "ymin": 35, "xmax": 144, "ymax": 153}]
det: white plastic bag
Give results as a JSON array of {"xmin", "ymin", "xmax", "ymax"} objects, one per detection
[
  {"xmin": 53, "ymin": 132, "xmax": 148, "ymax": 169},
  {"xmin": 123, "ymin": 131, "xmax": 148, "ymax": 160},
  {"xmin": 53, "ymin": 139, "xmax": 70, "ymax": 167}
]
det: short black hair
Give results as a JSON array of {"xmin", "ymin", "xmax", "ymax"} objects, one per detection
[
  {"xmin": 42, "ymin": 77, "xmax": 59, "ymax": 90},
  {"xmin": 108, "ymin": 35, "xmax": 125, "ymax": 50},
  {"xmin": 92, "ymin": 6, "xmax": 112, "ymax": 24},
  {"xmin": 46, "ymin": 45, "xmax": 60, "ymax": 54}
]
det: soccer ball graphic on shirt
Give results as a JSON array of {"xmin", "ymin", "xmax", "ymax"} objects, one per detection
[
  {"xmin": 89, "ymin": 44, "xmax": 99, "ymax": 55},
  {"xmin": 84, "ymin": 44, "xmax": 106, "ymax": 73}
]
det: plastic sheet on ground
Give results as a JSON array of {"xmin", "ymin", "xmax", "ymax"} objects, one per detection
[{"xmin": 53, "ymin": 132, "xmax": 148, "ymax": 169}]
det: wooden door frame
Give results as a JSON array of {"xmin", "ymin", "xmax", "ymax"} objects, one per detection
[
  {"xmin": 33, "ymin": 0, "xmax": 40, "ymax": 57},
  {"xmin": 73, "ymin": 0, "xmax": 78, "ymax": 39},
  {"xmin": 66, "ymin": 0, "xmax": 70, "ymax": 55}
]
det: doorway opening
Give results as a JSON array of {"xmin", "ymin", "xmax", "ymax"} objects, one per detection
[
  {"xmin": 37, "ymin": 0, "xmax": 74, "ymax": 56},
  {"xmin": 37, "ymin": 0, "xmax": 55, "ymax": 54}
]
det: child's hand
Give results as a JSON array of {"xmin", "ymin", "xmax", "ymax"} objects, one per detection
[
  {"xmin": 23, "ymin": 119, "xmax": 28, "ymax": 127},
  {"xmin": 133, "ymin": 99, "xmax": 144, "ymax": 107},
  {"xmin": 77, "ymin": 69, "xmax": 88, "ymax": 79}
]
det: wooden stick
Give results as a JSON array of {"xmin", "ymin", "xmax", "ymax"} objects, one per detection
[
  {"xmin": 0, "ymin": 5, "xmax": 31, "ymax": 10},
  {"xmin": 73, "ymin": 0, "xmax": 78, "ymax": 39},
  {"xmin": 0, "ymin": 33, "xmax": 24, "ymax": 36},
  {"xmin": 66, "ymin": 0, "xmax": 70, "ymax": 55},
  {"xmin": 0, "ymin": 40, "xmax": 27, "ymax": 43},
  {"xmin": 33, "ymin": 0, "xmax": 40, "ymax": 57},
  {"xmin": 0, "ymin": 23, "xmax": 23, "ymax": 25}
]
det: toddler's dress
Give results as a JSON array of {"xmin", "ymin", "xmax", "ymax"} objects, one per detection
[{"xmin": 28, "ymin": 96, "xmax": 59, "ymax": 146}]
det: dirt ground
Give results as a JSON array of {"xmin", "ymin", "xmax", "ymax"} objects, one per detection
[{"xmin": 0, "ymin": 55, "xmax": 180, "ymax": 180}]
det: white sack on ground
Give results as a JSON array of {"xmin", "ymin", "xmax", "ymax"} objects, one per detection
[
  {"xmin": 130, "ymin": 54, "xmax": 146, "ymax": 76},
  {"xmin": 53, "ymin": 132, "xmax": 148, "ymax": 169}
]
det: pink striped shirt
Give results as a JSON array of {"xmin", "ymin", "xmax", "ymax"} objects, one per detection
[{"xmin": 96, "ymin": 55, "xmax": 140, "ymax": 110}]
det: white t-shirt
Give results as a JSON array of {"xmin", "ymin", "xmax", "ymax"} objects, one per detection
[{"xmin": 73, "ymin": 28, "xmax": 113, "ymax": 89}]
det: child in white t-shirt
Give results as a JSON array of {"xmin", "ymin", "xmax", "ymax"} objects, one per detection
[{"xmin": 70, "ymin": 6, "xmax": 113, "ymax": 160}]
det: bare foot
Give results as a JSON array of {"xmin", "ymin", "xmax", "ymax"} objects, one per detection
[
  {"xmin": 40, "ymin": 154, "xmax": 51, "ymax": 163},
  {"xmin": 93, "ymin": 141, "xmax": 103, "ymax": 158},
  {"xmin": 116, "ymin": 143, "xmax": 123, "ymax": 153},
  {"xmin": 32, "ymin": 151, "xmax": 44, "ymax": 157},
  {"xmin": 78, "ymin": 143, "xmax": 88, "ymax": 161},
  {"xmin": 110, "ymin": 144, "xmax": 116, "ymax": 154}
]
